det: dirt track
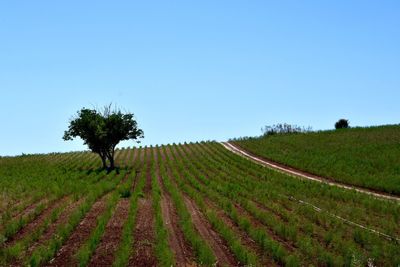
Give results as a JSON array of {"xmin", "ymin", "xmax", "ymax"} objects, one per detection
[{"xmin": 221, "ymin": 142, "xmax": 400, "ymax": 202}]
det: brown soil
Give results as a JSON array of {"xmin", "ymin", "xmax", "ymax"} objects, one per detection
[
  {"xmin": 130, "ymin": 148, "xmax": 138, "ymax": 166},
  {"xmin": 180, "ymin": 144, "xmax": 296, "ymax": 251},
  {"xmin": 128, "ymin": 151, "xmax": 157, "ymax": 267},
  {"xmin": 88, "ymin": 198, "xmax": 130, "ymax": 267},
  {"xmin": 174, "ymin": 144, "xmax": 291, "ymax": 264},
  {"xmin": 5, "ymin": 197, "xmax": 30, "ymax": 217},
  {"xmin": 155, "ymin": 150, "xmax": 196, "ymax": 266},
  {"xmin": 203, "ymin": 198, "xmax": 277, "ymax": 266},
  {"xmin": 164, "ymin": 145, "xmax": 237, "ymax": 266},
  {"xmin": 183, "ymin": 196, "xmax": 237, "ymax": 267},
  {"xmin": 10, "ymin": 198, "xmax": 48, "ymax": 221},
  {"xmin": 233, "ymin": 202, "xmax": 296, "ymax": 253},
  {"xmin": 5, "ymin": 197, "xmax": 67, "ymax": 245},
  {"xmin": 128, "ymin": 198, "xmax": 156, "ymax": 267},
  {"xmin": 45, "ymin": 194, "xmax": 111, "ymax": 267},
  {"xmin": 27, "ymin": 198, "xmax": 85, "ymax": 255}
]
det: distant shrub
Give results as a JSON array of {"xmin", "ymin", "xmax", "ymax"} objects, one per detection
[
  {"xmin": 335, "ymin": 119, "xmax": 349, "ymax": 129},
  {"xmin": 262, "ymin": 123, "xmax": 312, "ymax": 136}
]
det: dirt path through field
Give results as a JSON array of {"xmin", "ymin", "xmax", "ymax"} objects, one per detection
[
  {"xmin": 128, "ymin": 149, "xmax": 157, "ymax": 267},
  {"xmin": 222, "ymin": 142, "xmax": 400, "ymax": 202}
]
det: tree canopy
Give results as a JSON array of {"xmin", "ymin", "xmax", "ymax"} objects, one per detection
[
  {"xmin": 63, "ymin": 106, "xmax": 144, "ymax": 170},
  {"xmin": 335, "ymin": 119, "xmax": 350, "ymax": 129}
]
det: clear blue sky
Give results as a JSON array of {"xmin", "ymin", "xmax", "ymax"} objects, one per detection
[{"xmin": 1, "ymin": 1, "xmax": 399, "ymax": 156}]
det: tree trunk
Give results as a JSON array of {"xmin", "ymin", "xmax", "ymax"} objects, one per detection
[
  {"xmin": 106, "ymin": 149, "xmax": 115, "ymax": 171},
  {"xmin": 99, "ymin": 152, "xmax": 107, "ymax": 170},
  {"xmin": 109, "ymin": 156, "xmax": 115, "ymax": 170}
]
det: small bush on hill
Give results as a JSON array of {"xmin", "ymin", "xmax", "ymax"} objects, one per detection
[
  {"xmin": 335, "ymin": 119, "xmax": 349, "ymax": 129},
  {"xmin": 262, "ymin": 123, "xmax": 312, "ymax": 136}
]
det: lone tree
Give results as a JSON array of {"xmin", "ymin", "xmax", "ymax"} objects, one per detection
[
  {"xmin": 335, "ymin": 119, "xmax": 349, "ymax": 129},
  {"xmin": 63, "ymin": 105, "xmax": 144, "ymax": 170}
]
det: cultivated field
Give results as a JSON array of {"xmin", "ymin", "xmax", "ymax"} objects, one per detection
[
  {"xmin": 233, "ymin": 125, "xmax": 400, "ymax": 195},
  {"xmin": 0, "ymin": 142, "xmax": 399, "ymax": 266}
]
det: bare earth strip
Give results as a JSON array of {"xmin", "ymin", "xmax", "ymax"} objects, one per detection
[
  {"xmin": 88, "ymin": 198, "xmax": 130, "ymax": 266},
  {"xmin": 183, "ymin": 196, "xmax": 237, "ymax": 267},
  {"xmin": 164, "ymin": 145, "xmax": 237, "ymax": 266},
  {"xmin": 222, "ymin": 142, "xmax": 400, "ymax": 202},
  {"xmin": 27, "ymin": 198, "xmax": 85, "ymax": 255},
  {"xmin": 158, "ymin": 146, "xmax": 196, "ymax": 266},
  {"xmin": 9, "ymin": 198, "xmax": 48, "ymax": 222},
  {"xmin": 4, "ymin": 196, "xmax": 68, "ymax": 246},
  {"xmin": 204, "ymin": 199, "xmax": 277, "ymax": 266},
  {"xmin": 156, "ymin": 169, "xmax": 196, "ymax": 265},
  {"xmin": 45, "ymin": 194, "xmax": 111, "ymax": 267},
  {"xmin": 128, "ymin": 150, "xmax": 157, "ymax": 267}
]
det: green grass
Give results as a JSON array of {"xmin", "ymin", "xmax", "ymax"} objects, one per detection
[
  {"xmin": 233, "ymin": 124, "xmax": 400, "ymax": 195},
  {"xmin": 1, "ymin": 140, "xmax": 399, "ymax": 266}
]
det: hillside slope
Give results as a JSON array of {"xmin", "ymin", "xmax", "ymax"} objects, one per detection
[
  {"xmin": 1, "ymin": 143, "xmax": 399, "ymax": 266},
  {"xmin": 233, "ymin": 125, "xmax": 400, "ymax": 195}
]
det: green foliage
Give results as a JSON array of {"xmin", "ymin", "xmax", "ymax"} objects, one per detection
[
  {"xmin": 335, "ymin": 119, "xmax": 350, "ymax": 129},
  {"xmin": 262, "ymin": 123, "xmax": 312, "ymax": 136},
  {"xmin": 63, "ymin": 105, "xmax": 143, "ymax": 169},
  {"xmin": 234, "ymin": 125, "xmax": 400, "ymax": 194},
  {"xmin": 118, "ymin": 184, "xmax": 131, "ymax": 198},
  {"xmin": 1, "ymin": 138, "xmax": 400, "ymax": 267}
]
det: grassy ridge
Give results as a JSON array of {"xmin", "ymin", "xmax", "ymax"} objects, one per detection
[{"xmin": 233, "ymin": 125, "xmax": 400, "ymax": 195}]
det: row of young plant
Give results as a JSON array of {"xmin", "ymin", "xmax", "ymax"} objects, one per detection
[
  {"xmin": 0, "ymin": 199, "xmax": 71, "ymax": 265},
  {"xmin": 0, "ymin": 152, "xmax": 75, "ymax": 217},
  {"xmin": 175, "ymin": 142, "xmax": 400, "ymax": 266},
  {"xmin": 217, "ymin": 143, "xmax": 400, "ymax": 238},
  {"xmin": 168, "ymin": 144, "xmax": 302, "ymax": 266},
  {"xmin": 1, "ymin": 167, "xmax": 119, "ymax": 266},
  {"xmin": 205, "ymin": 142, "xmax": 400, "ymax": 239},
  {"xmin": 112, "ymin": 148, "xmax": 146, "ymax": 267},
  {"xmin": 76, "ymin": 166, "xmax": 138, "ymax": 266},
  {"xmin": 0, "ymin": 161, "xmax": 111, "ymax": 249},
  {"xmin": 212, "ymin": 142, "xmax": 400, "ymax": 230},
  {"xmin": 0, "ymin": 146, "xmax": 138, "ymax": 266},
  {"xmin": 0, "ymin": 149, "xmax": 100, "ymax": 224},
  {"xmin": 161, "ymin": 145, "xmax": 264, "ymax": 266},
  {"xmin": 26, "ymin": 170, "xmax": 124, "ymax": 266},
  {"xmin": 183, "ymin": 143, "xmax": 371, "ymax": 266},
  {"xmin": 203, "ymin": 142, "xmax": 400, "ymax": 265},
  {"xmin": 157, "ymin": 145, "xmax": 217, "ymax": 265},
  {"xmin": 200, "ymin": 142, "xmax": 397, "ymax": 258},
  {"xmin": 1, "ymin": 147, "xmax": 134, "ymax": 237},
  {"xmin": 0, "ymin": 165, "xmax": 103, "ymax": 249},
  {"xmin": 150, "ymin": 147, "xmax": 175, "ymax": 266}
]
